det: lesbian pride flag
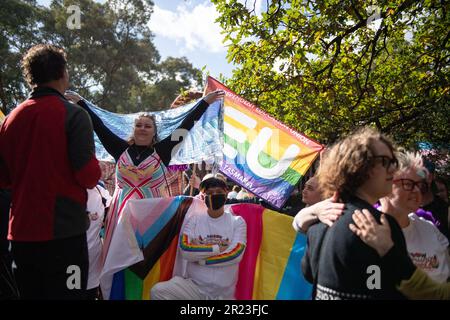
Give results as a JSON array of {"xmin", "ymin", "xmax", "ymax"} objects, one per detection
[
  {"xmin": 100, "ymin": 196, "xmax": 312, "ymax": 300},
  {"xmin": 205, "ymin": 76, "xmax": 323, "ymax": 209}
]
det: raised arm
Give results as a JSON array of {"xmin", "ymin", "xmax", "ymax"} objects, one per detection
[
  {"xmin": 155, "ymin": 90, "xmax": 225, "ymax": 166},
  {"xmin": 65, "ymin": 105, "xmax": 101, "ymax": 189},
  {"xmin": 65, "ymin": 92, "xmax": 128, "ymax": 161}
]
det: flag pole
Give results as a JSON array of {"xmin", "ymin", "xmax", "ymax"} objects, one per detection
[{"xmin": 189, "ymin": 164, "xmax": 197, "ymax": 196}]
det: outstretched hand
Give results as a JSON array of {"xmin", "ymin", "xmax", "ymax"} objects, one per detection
[
  {"xmin": 203, "ymin": 90, "xmax": 225, "ymax": 105},
  {"xmin": 349, "ymin": 209, "xmax": 394, "ymax": 257}
]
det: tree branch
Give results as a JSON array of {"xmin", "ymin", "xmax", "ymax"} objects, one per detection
[
  {"xmin": 382, "ymin": 26, "xmax": 390, "ymax": 57},
  {"xmin": 313, "ymin": 36, "xmax": 342, "ymax": 77},
  {"xmin": 383, "ymin": 109, "xmax": 423, "ymax": 133},
  {"xmin": 350, "ymin": 0, "xmax": 364, "ymax": 22},
  {"xmin": 364, "ymin": 25, "xmax": 384, "ymax": 88},
  {"xmin": 315, "ymin": 0, "xmax": 416, "ymax": 79}
]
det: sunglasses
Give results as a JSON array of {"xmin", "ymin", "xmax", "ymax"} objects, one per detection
[
  {"xmin": 372, "ymin": 155, "xmax": 399, "ymax": 170},
  {"xmin": 393, "ymin": 178, "xmax": 428, "ymax": 194}
]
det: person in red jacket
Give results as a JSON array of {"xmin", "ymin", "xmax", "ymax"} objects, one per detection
[{"xmin": 0, "ymin": 44, "xmax": 101, "ymax": 299}]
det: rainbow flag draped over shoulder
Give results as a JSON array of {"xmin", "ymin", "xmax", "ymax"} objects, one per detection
[
  {"xmin": 100, "ymin": 196, "xmax": 312, "ymax": 300},
  {"xmin": 205, "ymin": 76, "xmax": 323, "ymax": 209},
  {"xmin": 100, "ymin": 196, "xmax": 201, "ymax": 300}
]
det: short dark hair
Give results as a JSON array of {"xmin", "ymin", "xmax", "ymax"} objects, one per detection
[
  {"xmin": 21, "ymin": 44, "xmax": 67, "ymax": 87},
  {"xmin": 199, "ymin": 177, "xmax": 228, "ymax": 192}
]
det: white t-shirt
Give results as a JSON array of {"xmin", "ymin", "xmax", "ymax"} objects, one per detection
[
  {"xmin": 179, "ymin": 208, "xmax": 247, "ymax": 299},
  {"xmin": 403, "ymin": 213, "xmax": 450, "ymax": 283},
  {"xmin": 227, "ymin": 191, "xmax": 238, "ymax": 199},
  {"xmin": 86, "ymin": 185, "xmax": 112, "ymax": 289}
]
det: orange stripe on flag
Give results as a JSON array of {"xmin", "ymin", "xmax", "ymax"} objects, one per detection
[{"xmin": 159, "ymin": 236, "xmax": 179, "ymax": 282}]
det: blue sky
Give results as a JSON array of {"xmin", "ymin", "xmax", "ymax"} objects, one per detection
[
  {"xmin": 37, "ymin": 0, "xmax": 239, "ymax": 79},
  {"xmin": 150, "ymin": 0, "xmax": 233, "ymax": 79}
]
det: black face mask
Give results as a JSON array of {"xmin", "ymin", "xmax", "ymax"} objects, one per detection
[{"xmin": 205, "ymin": 194, "xmax": 227, "ymax": 210}]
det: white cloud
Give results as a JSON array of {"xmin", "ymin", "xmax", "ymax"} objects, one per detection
[
  {"xmin": 149, "ymin": 2, "xmax": 226, "ymax": 53},
  {"xmin": 272, "ymin": 57, "xmax": 290, "ymax": 73}
]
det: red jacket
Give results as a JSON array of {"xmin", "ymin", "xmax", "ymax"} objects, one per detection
[{"xmin": 0, "ymin": 87, "xmax": 101, "ymax": 241}]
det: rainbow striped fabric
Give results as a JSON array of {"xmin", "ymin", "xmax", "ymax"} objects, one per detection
[
  {"xmin": 100, "ymin": 196, "xmax": 312, "ymax": 300},
  {"xmin": 232, "ymin": 203, "xmax": 312, "ymax": 299},
  {"xmin": 206, "ymin": 76, "xmax": 324, "ymax": 209}
]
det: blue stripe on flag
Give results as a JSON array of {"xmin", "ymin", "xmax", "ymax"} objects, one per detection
[
  {"xmin": 276, "ymin": 233, "xmax": 313, "ymax": 300},
  {"xmin": 110, "ymin": 270, "xmax": 125, "ymax": 300},
  {"xmin": 135, "ymin": 196, "xmax": 184, "ymax": 248}
]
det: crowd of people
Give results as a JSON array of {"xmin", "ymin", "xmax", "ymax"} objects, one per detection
[
  {"xmin": 295, "ymin": 128, "xmax": 449, "ymax": 299},
  {"xmin": 0, "ymin": 44, "xmax": 448, "ymax": 300}
]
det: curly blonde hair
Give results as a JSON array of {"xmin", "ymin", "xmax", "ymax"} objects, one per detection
[
  {"xmin": 127, "ymin": 113, "xmax": 157, "ymax": 146},
  {"xmin": 317, "ymin": 126, "xmax": 396, "ymax": 200}
]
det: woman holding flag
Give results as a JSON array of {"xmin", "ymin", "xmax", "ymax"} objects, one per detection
[{"xmin": 65, "ymin": 90, "xmax": 224, "ymax": 298}]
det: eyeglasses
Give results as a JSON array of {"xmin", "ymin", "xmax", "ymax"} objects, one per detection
[
  {"xmin": 393, "ymin": 178, "xmax": 428, "ymax": 194},
  {"xmin": 372, "ymin": 155, "xmax": 399, "ymax": 170}
]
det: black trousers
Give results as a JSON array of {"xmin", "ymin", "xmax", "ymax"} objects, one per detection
[{"xmin": 11, "ymin": 233, "xmax": 89, "ymax": 300}]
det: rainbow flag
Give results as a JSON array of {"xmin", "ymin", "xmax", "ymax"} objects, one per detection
[
  {"xmin": 100, "ymin": 196, "xmax": 199, "ymax": 300},
  {"xmin": 233, "ymin": 203, "xmax": 312, "ymax": 299},
  {"xmin": 205, "ymin": 76, "xmax": 323, "ymax": 209},
  {"xmin": 100, "ymin": 196, "xmax": 312, "ymax": 300}
]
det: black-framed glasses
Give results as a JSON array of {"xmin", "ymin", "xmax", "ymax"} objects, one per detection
[
  {"xmin": 393, "ymin": 178, "xmax": 428, "ymax": 194},
  {"xmin": 372, "ymin": 155, "xmax": 399, "ymax": 170}
]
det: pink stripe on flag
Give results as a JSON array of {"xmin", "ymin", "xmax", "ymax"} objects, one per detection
[
  {"xmin": 231, "ymin": 203, "xmax": 264, "ymax": 300},
  {"xmin": 128, "ymin": 197, "xmax": 175, "ymax": 234}
]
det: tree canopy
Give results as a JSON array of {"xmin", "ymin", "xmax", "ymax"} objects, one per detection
[
  {"xmin": 1, "ymin": 0, "xmax": 202, "ymax": 114},
  {"xmin": 212, "ymin": 0, "xmax": 449, "ymax": 152}
]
